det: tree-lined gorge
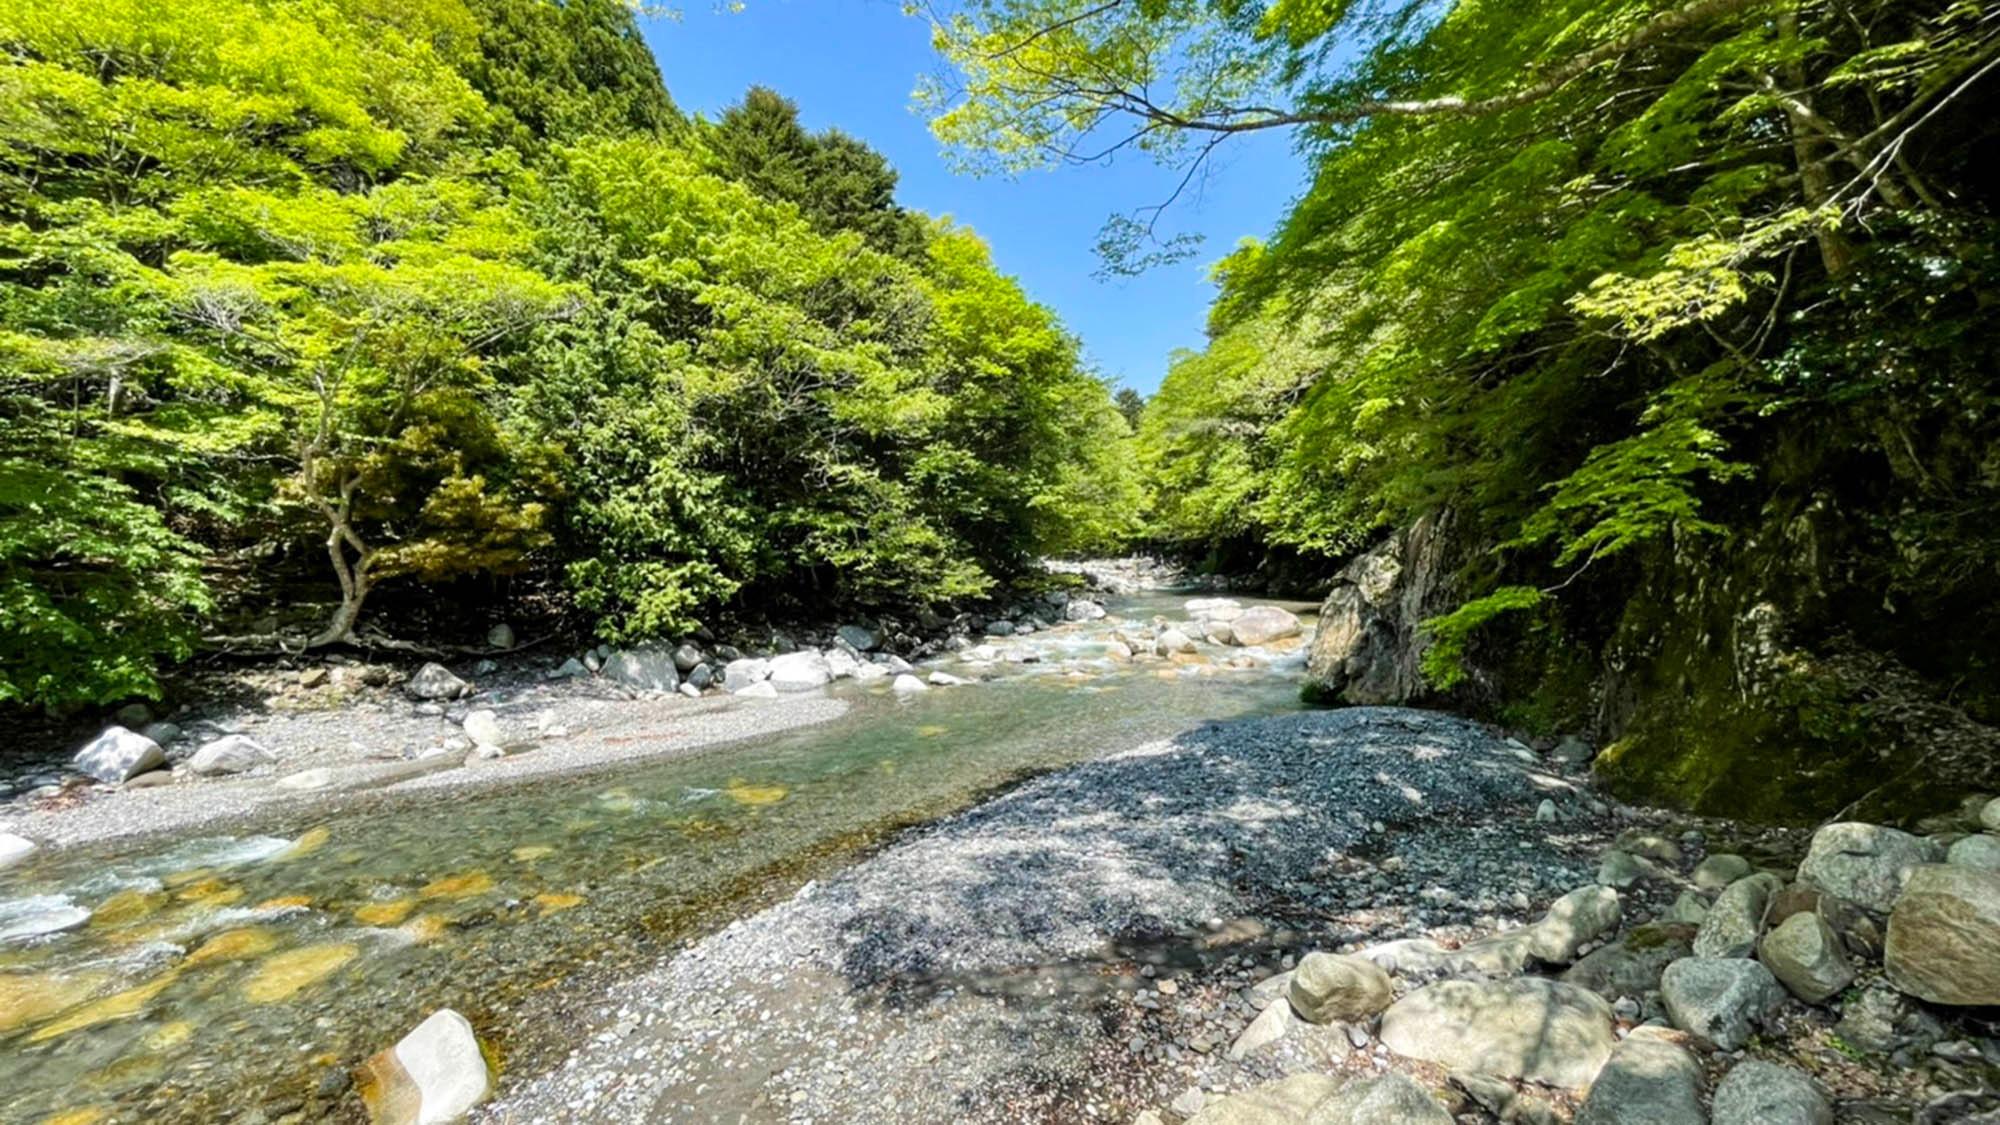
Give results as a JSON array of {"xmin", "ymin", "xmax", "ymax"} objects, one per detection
[{"xmin": 6, "ymin": 0, "xmax": 1999, "ymax": 823}]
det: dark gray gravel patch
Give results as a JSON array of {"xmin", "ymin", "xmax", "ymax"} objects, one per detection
[{"xmin": 485, "ymin": 707, "xmax": 1608, "ymax": 1123}]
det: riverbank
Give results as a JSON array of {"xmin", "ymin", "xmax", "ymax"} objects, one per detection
[{"xmin": 484, "ymin": 708, "xmax": 2000, "ymax": 1125}]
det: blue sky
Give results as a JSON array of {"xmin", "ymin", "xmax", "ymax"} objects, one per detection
[{"xmin": 638, "ymin": 0, "xmax": 1306, "ymax": 395}]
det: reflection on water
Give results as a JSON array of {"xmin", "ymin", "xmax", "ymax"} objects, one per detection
[{"xmin": 0, "ymin": 594, "xmax": 1309, "ymax": 1123}]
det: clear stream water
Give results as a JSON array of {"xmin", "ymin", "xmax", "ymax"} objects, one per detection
[{"xmin": 0, "ymin": 593, "xmax": 1311, "ymax": 1124}]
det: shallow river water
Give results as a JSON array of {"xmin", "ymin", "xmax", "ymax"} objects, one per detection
[{"xmin": 0, "ymin": 593, "xmax": 1310, "ymax": 1124}]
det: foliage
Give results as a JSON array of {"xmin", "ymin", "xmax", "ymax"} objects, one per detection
[
  {"xmin": 930, "ymin": 0, "xmax": 2000, "ymax": 720},
  {"xmin": 0, "ymin": 0, "xmax": 1139, "ymax": 704}
]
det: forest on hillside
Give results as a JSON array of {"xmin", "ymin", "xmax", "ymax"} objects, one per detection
[
  {"xmin": 0, "ymin": 0, "xmax": 1141, "ymax": 710},
  {"xmin": 926, "ymin": 0, "xmax": 2000, "ymax": 817}
]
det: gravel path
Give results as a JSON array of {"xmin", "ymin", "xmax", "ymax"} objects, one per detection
[
  {"xmin": 486, "ymin": 707, "xmax": 1612, "ymax": 1123},
  {"xmin": 0, "ymin": 691, "xmax": 845, "ymax": 850}
]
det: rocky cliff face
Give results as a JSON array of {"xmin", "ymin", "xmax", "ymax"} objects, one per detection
[
  {"xmin": 1305, "ymin": 513, "xmax": 1454, "ymax": 706},
  {"xmin": 1304, "ymin": 504, "xmax": 2000, "ymax": 826}
]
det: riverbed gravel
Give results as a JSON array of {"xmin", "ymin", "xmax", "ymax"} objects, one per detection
[
  {"xmin": 484, "ymin": 707, "xmax": 1613, "ymax": 1123},
  {"xmin": 0, "ymin": 690, "xmax": 846, "ymax": 850}
]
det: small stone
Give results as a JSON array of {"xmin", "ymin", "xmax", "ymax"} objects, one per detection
[
  {"xmin": 299, "ymin": 666, "xmax": 330, "ymax": 688},
  {"xmin": 1169, "ymin": 1086, "xmax": 1206, "ymax": 1117},
  {"xmin": 1711, "ymin": 1060, "xmax": 1831, "ymax": 1125},
  {"xmin": 1289, "ymin": 951, "xmax": 1393, "ymax": 1024},
  {"xmin": 836, "ymin": 625, "xmax": 879, "ymax": 652},
  {"xmin": 1946, "ymin": 834, "xmax": 2000, "ymax": 871},
  {"xmin": 1529, "ymin": 885, "xmax": 1622, "ymax": 964},
  {"xmin": 1981, "ymin": 797, "xmax": 2000, "ymax": 833},
  {"xmin": 1535, "ymin": 799, "xmax": 1558, "ymax": 824},
  {"xmin": 891, "ymin": 673, "xmax": 928, "ymax": 694},
  {"xmin": 403, "ymin": 663, "xmax": 468, "ymax": 701},
  {"xmin": 1228, "ymin": 998, "xmax": 1293, "ymax": 1060},
  {"xmin": 1660, "ymin": 957, "xmax": 1784, "ymax": 1050},
  {"xmin": 1576, "ymin": 1026, "xmax": 1704, "ymax": 1125},
  {"xmin": 671, "ymin": 643, "xmax": 706, "ymax": 671},
  {"xmin": 1664, "ymin": 890, "xmax": 1711, "ymax": 926},
  {"xmin": 1693, "ymin": 854, "xmax": 1753, "ymax": 890},
  {"xmin": 486, "ymin": 623, "xmax": 515, "ymax": 649},
  {"xmin": 1834, "ymin": 984, "xmax": 1909, "ymax": 1054},
  {"xmin": 189, "ymin": 735, "xmax": 275, "ymax": 776},
  {"xmin": 1693, "ymin": 872, "xmax": 1782, "ymax": 958},
  {"xmin": 1596, "ymin": 850, "xmax": 1647, "ymax": 889},
  {"xmin": 1757, "ymin": 913, "xmax": 1854, "ymax": 1004}
]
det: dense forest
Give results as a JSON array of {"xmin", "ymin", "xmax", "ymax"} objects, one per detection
[
  {"xmin": 927, "ymin": 0, "xmax": 2000, "ymax": 820},
  {"xmin": 0, "ymin": 0, "xmax": 1141, "ymax": 710}
]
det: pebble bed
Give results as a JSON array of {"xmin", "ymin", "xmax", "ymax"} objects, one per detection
[{"xmin": 487, "ymin": 707, "xmax": 1610, "ymax": 1123}]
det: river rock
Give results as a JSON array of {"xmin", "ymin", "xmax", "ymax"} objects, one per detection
[
  {"xmin": 142, "ymin": 721, "xmax": 182, "ymax": 746},
  {"xmin": 766, "ymin": 651, "xmax": 832, "ymax": 692},
  {"xmin": 1982, "ymin": 797, "xmax": 2000, "ymax": 833},
  {"xmin": 1288, "ymin": 951, "xmax": 1393, "ymax": 1023},
  {"xmin": 723, "ymin": 657, "xmax": 770, "ymax": 689},
  {"xmin": 1379, "ymin": 977, "xmax": 1615, "ymax": 1089},
  {"xmin": 485, "ymin": 623, "xmax": 514, "ymax": 649},
  {"xmin": 687, "ymin": 663, "xmax": 714, "ymax": 690},
  {"xmin": 404, "ymin": 663, "xmax": 468, "ymax": 701},
  {"xmin": 735, "ymin": 681, "xmax": 779, "ymax": 699},
  {"xmin": 1834, "ymin": 983, "xmax": 1913, "ymax": 1053},
  {"xmin": 1796, "ymin": 822, "xmax": 1943, "ymax": 912},
  {"xmin": 1664, "ymin": 890, "xmax": 1710, "ymax": 925},
  {"xmin": 1711, "ymin": 1060, "xmax": 1831, "ymax": 1125},
  {"xmin": 1230, "ymin": 605, "xmax": 1302, "ymax": 647},
  {"xmin": 1693, "ymin": 853, "xmax": 1753, "ymax": 890},
  {"xmin": 357, "ymin": 1008, "xmax": 491, "ymax": 1124},
  {"xmin": 73, "ymin": 726, "xmax": 166, "ymax": 783},
  {"xmin": 1186, "ymin": 1073, "xmax": 1340, "ymax": 1125},
  {"xmin": 983, "ymin": 620, "xmax": 1016, "ymax": 637},
  {"xmin": 0, "ymin": 833, "xmax": 35, "ymax": 871},
  {"xmin": 1758, "ymin": 912, "xmax": 1853, "ymax": 1003},
  {"xmin": 670, "ymin": 643, "xmax": 706, "ymax": 671},
  {"xmin": 1595, "ymin": 849, "xmax": 1651, "ymax": 889},
  {"xmin": 927, "ymin": 672, "xmax": 969, "ymax": 686},
  {"xmin": 827, "ymin": 625, "xmax": 872, "ymax": 652},
  {"xmin": 1529, "ymin": 885, "xmax": 1622, "ymax": 963},
  {"xmin": 605, "ymin": 647, "xmax": 679, "ymax": 692},
  {"xmin": 823, "ymin": 647, "xmax": 861, "ymax": 680},
  {"xmin": 1884, "ymin": 863, "xmax": 2000, "ymax": 1005},
  {"xmin": 1154, "ymin": 628, "xmax": 1197, "ymax": 655},
  {"xmin": 1693, "ymin": 872, "xmax": 1782, "ymax": 958},
  {"xmin": 1310, "ymin": 1073, "xmax": 1452, "ymax": 1125},
  {"xmin": 460, "ymin": 710, "xmax": 525, "ymax": 753},
  {"xmin": 549, "ymin": 657, "xmax": 586, "ymax": 679},
  {"xmin": 1561, "ymin": 922, "xmax": 1696, "ymax": 1000},
  {"xmin": 1063, "ymin": 599, "xmax": 1106, "ymax": 622},
  {"xmin": 1575, "ymin": 1026, "xmax": 1704, "ymax": 1125},
  {"xmin": 890, "ymin": 674, "xmax": 928, "ymax": 694},
  {"xmin": 1227, "ymin": 997, "xmax": 1293, "ymax": 1060},
  {"xmin": 1660, "ymin": 957, "xmax": 1784, "ymax": 1049},
  {"xmin": 189, "ymin": 734, "xmax": 275, "ymax": 776},
  {"xmin": 1946, "ymin": 834, "xmax": 2000, "ymax": 871}
]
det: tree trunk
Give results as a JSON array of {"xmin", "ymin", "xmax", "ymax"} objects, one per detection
[
  {"xmin": 1778, "ymin": 4, "xmax": 1853, "ymax": 276},
  {"xmin": 309, "ymin": 512, "xmax": 372, "ymax": 647}
]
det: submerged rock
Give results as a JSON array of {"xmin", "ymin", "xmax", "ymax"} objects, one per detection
[
  {"xmin": 1229, "ymin": 605, "xmax": 1302, "ymax": 647},
  {"xmin": 357, "ymin": 1008, "xmax": 492, "ymax": 1124}
]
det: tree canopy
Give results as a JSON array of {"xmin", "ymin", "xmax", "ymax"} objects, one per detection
[{"xmin": 0, "ymin": 0, "xmax": 1140, "ymax": 707}]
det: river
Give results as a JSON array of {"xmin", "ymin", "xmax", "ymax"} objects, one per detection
[{"xmin": 0, "ymin": 592, "xmax": 1312, "ymax": 1124}]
